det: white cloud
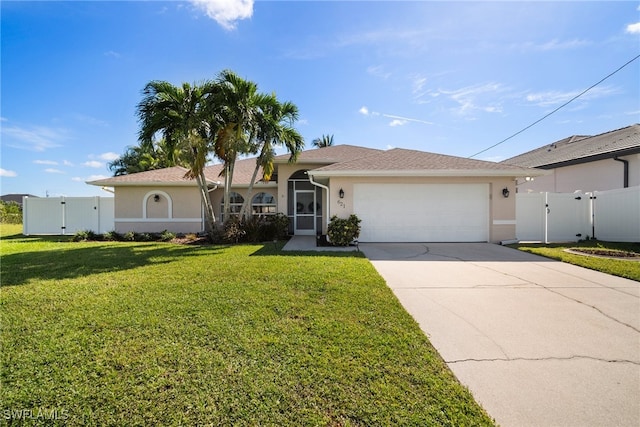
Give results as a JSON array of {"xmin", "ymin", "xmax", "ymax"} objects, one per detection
[
  {"xmin": 367, "ymin": 65, "xmax": 391, "ymax": 79},
  {"xmin": 104, "ymin": 50, "xmax": 121, "ymax": 58},
  {"xmin": 99, "ymin": 152, "xmax": 120, "ymax": 161},
  {"xmin": 359, "ymin": 106, "xmax": 370, "ymax": 115},
  {"xmin": 44, "ymin": 168, "xmax": 65, "ymax": 174},
  {"xmin": 383, "ymin": 113, "xmax": 433, "ymax": 125},
  {"xmin": 525, "ymin": 86, "xmax": 619, "ymax": 107},
  {"xmin": 72, "ymin": 174, "xmax": 108, "ymax": 183},
  {"xmin": 190, "ymin": 0, "xmax": 254, "ymax": 30},
  {"xmin": 626, "ymin": 22, "xmax": 640, "ymax": 34},
  {"xmin": 0, "ymin": 168, "xmax": 17, "ymax": 177},
  {"xmin": 34, "ymin": 160, "xmax": 58, "ymax": 165},
  {"xmin": 63, "ymin": 160, "xmax": 74, "ymax": 166},
  {"xmin": 83, "ymin": 160, "xmax": 104, "ymax": 168},
  {"xmin": 389, "ymin": 119, "xmax": 407, "ymax": 127},
  {"xmin": 434, "ymin": 82, "xmax": 506, "ymax": 116},
  {"xmin": 1, "ymin": 124, "xmax": 66, "ymax": 151}
]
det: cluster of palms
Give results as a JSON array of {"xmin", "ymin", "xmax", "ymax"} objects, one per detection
[{"xmin": 109, "ymin": 70, "xmax": 304, "ymax": 238}]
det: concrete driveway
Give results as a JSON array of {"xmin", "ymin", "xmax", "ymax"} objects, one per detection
[{"xmin": 360, "ymin": 243, "xmax": 640, "ymax": 427}]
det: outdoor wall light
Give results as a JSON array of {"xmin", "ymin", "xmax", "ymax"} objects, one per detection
[
  {"xmin": 153, "ymin": 194, "xmax": 160, "ymax": 202},
  {"xmin": 339, "ymin": 188, "xmax": 345, "ymax": 199},
  {"xmin": 502, "ymin": 188, "xmax": 510, "ymax": 198}
]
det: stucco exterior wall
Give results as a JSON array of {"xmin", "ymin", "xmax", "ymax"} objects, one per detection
[
  {"xmin": 113, "ymin": 186, "xmax": 203, "ymax": 233},
  {"xmin": 517, "ymin": 154, "xmax": 639, "ymax": 193},
  {"xmin": 323, "ymin": 175, "xmax": 516, "ymax": 243}
]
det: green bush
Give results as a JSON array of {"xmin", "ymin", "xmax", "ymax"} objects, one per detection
[
  {"xmin": 159, "ymin": 230, "xmax": 176, "ymax": 242},
  {"xmin": 123, "ymin": 231, "xmax": 136, "ymax": 241},
  {"xmin": 102, "ymin": 230, "xmax": 122, "ymax": 241},
  {"xmin": 221, "ymin": 214, "xmax": 290, "ymax": 244},
  {"xmin": 327, "ymin": 214, "xmax": 361, "ymax": 246},
  {"xmin": 72, "ymin": 230, "xmax": 100, "ymax": 242},
  {"xmin": 0, "ymin": 201, "xmax": 22, "ymax": 224}
]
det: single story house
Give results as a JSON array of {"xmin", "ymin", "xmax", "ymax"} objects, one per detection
[
  {"xmin": 88, "ymin": 145, "xmax": 542, "ymax": 243},
  {"xmin": 502, "ymin": 124, "xmax": 639, "ymax": 193}
]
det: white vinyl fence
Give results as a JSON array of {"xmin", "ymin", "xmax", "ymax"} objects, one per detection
[
  {"xmin": 23, "ymin": 196, "xmax": 114, "ymax": 235},
  {"xmin": 516, "ymin": 186, "xmax": 640, "ymax": 243}
]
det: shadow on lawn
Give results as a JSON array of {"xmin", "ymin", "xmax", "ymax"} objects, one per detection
[
  {"xmin": 1, "ymin": 242, "xmax": 226, "ymax": 287},
  {"xmin": 250, "ymin": 242, "xmax": 365, "ymax": 258}
]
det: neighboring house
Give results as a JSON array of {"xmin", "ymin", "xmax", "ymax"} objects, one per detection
[
  {"xmin": 0, "ymin": 194, "xmax": 38, "ymax": 207},
  {"xmin": 88, "ymin": 145, "xmax": 541, "ymax": 243},
  {"xmin": 502, "ymin": 124, "xmax": 640, "ymax": 193}
]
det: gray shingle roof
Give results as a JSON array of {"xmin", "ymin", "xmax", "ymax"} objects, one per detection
[
  {"xmin": 502, "ymin": 124, "xmax": 640, "ymax": 169},
  {"xmin": 274, "ymin": 144, "xmax": 381, "ymax": 164},
  {"xmin": 309, "ymin": 148, "xmax": 540, "ymax": 177}
]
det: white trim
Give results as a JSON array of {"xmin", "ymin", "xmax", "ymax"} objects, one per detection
[
  {"xmin": 143, "ymin": 190, "xmax": 172, "ymax": 219},
  {"xmin": 116, "ymin": 218, "xmax": 202, "ymax": 223},
  {"xmin": 493, "ymin": 219, "xmax": 516, "ymax": 225}
]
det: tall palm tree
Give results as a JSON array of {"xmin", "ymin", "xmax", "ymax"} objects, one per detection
[
  {"xmin": 214, "ymin": 70, "xmax": 272, "ymax": 220},
  {"xmin": 312, "ymin": 134, "xmax": 334, "ymax": 148},
  {"xmin": 136, "ymin": 80, "xmax": 219, "ymax": 236},
  {"xmin": 238, "ymin": 95, "xmax": 304, "ymax": 219}
]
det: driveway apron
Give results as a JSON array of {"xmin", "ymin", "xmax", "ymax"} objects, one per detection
[{"xmin": 360, "ymin": 243, "xmax": 640, "ymax": 427}]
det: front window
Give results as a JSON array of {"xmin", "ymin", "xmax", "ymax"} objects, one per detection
[
  {"xmin": 252, "ymin": 192, "xmax": 276, "ymax": 216},
  {"xmin": 220, "ymin": 192, "xmax": 244, "ymax": 221}
]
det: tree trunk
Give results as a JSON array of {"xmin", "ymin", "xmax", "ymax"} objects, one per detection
[
  {"xmin": 239, "ymin": 157, "xmax": 262, "ymax": 220},
  {"xmin": 195, "ymin": 172, "xmax": 217, "ymax": 239}
]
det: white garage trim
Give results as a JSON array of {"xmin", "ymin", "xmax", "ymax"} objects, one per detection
[{"xmin": 353, "ymin": 183, "xmax": 490, "ymax": 242}]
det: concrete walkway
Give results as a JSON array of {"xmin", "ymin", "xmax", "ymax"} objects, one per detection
[{"xmin": 359, "ymin": 243, "xmax": 640, "ymax": 427}]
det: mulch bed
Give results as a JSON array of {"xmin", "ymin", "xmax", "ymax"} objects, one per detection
[{"xmin": 565, "ymin": 248, "xmax": 640, "ymax": 260}]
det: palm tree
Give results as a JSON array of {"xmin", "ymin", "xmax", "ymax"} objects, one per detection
[
  {"xmin": 136, "ymin": 80, "xmax": 219, "ymax": 236},
  {"xmin": 214, "ymin": 70, "xmax": 272, "ymax": 220},
  {"xmin": 238, "ymin": 95, "xmax": 304, "ymax": 219},
  {"xmin": 312, "ymin": 134, "xmax": 334, "ymax": 148},
  {"xmin": 108, "ymin": 138, "xmax": 181, "ymax": 176}
]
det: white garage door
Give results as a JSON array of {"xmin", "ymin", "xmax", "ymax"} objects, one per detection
[{"xmin": 353, "ymin": 183, "xmax": 489, "ymax": 242}]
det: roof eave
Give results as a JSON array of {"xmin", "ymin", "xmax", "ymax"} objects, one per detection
[
  {"xmin": 86, "ymin": 180, "xmax": 222, "ymax": 187},
  {"xmin": 308, "ymin": 169, "xmax": 547, "ymax": 178},
  {"xmin": 537, "ymin": 147, "xmax": 640, "ymax": 169}
]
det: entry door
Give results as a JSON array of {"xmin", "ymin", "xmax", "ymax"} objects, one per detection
[{"xmin": 295, "ymin": 190, "xmax": 316, "ymax": 235}]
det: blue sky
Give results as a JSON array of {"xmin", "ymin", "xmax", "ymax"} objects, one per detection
[{"xmin": 1, "ymin": 1, "xmax": 639, "ymax": 197}]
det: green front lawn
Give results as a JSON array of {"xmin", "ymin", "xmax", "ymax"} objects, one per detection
[
  {"xmin": 511, "ymin": 240, "xmax": 640, "ymax": 282},
  {"xmin": 1, "ymin": 225, "xmax": 494, "ymax": 426}
]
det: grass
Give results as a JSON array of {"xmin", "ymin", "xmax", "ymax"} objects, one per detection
[
  {"xmin": 511, "ymin": 240, "xmax": 640, "ymax": 282},
  {"xmin": 1, "ymin": 223, "xmax": 494, "ymax": 426}
]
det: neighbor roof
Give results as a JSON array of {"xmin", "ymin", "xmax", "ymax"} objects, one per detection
[
  {"xmin": 308, "ymin": 148, "xmax": 542, "ymax": 177},
  {"xmin": 1, "ymin": 194, "xmax": 38, "ymax": 205},
  {"xmin": 502, "ymin": 124, "xmax": 640, "ymax": 169}
]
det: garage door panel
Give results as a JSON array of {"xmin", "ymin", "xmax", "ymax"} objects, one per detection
[{"xmin": 354, "ymin": 183, "xmax": 489, "ymax": 242}]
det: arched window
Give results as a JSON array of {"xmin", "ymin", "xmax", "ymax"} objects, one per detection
[
  {"xmin": 252, "ymin": 192, "xmax": 276, "ymax": 216},
  {"xmin": 220, "ymin": 192, "xmax": 244, "ymax": 221}
]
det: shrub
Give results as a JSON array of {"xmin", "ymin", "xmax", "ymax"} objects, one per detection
[
  {"xmin": 0, "ymin": 201, "xmax": 22, "ymax": 224},
  {"xmin": 327, "ymin": 214, "xmax": 361, "ymax": 246},
  {"xmin": 102, "ymin": 230, "xmax": 122, "ymax": 241},
  {"xmin": 267, "ymin": 213, "xmax": 290, "ymax": 240},
  {"xmin": 221, "ymin": 214, "xmax": 290, "ymax": 244},
  {"xmin": 123, "ymin": 231, "xmax": 136, "ymax": 241},
  {"xmin": 159, "ymin": 230, "xmax": 176, "ymax": 242},
  {"xmin": 72, "ymin": 230, "xmax": 99, "ymax": 242},
  {"xmin": 222, "ymin": 217, "xmax": 247, "ymax": 243}
]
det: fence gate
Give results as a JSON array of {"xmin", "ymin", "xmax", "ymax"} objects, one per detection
[
  {"xmin": 516, "ymin": 187, "xmax": 639, "ymax": 243},
  {"xmin": 546, "ymin": 192, "xmax": 591, "ymax": 242},
  {"xmin": 23, "ymin": 196, "xmax": 114, "ymax": 235}
]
